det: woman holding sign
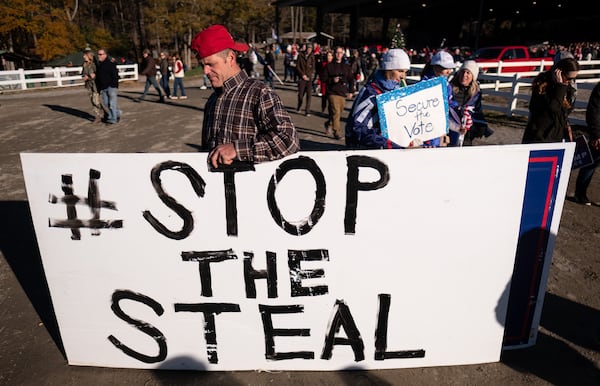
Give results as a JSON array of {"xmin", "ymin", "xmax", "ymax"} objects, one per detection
[{"xmin": 345, "ymin": 48, "xmax": 411, "ymax": 149}]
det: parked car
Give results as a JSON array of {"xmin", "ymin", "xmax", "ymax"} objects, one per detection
[{"xmin": 469, "ymin": 46, "xmax": 554, "ymax": 73}]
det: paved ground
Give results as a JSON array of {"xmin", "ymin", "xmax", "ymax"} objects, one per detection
[{"xmin": 0, "ymin": 76, "xmax": 598, "ymax": 385}]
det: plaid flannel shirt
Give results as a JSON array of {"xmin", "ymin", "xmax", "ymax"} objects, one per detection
[{"xmin": 202, "ymin": 71, "xmax": 299, "ymax": 163}]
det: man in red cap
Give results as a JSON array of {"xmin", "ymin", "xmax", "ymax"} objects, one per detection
[{"xmin": 191, "ymin": 25, "xmax": 299, "ymax": 168}]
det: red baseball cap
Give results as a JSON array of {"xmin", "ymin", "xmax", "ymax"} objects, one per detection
[{"xmin": 191, "ymin": 25, "xmax": 249, "ymax": 59}]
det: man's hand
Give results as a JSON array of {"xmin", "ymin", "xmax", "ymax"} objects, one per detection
[{"xmin": 209, "ymin": 143, "xmax": 237, "ymax": 169}]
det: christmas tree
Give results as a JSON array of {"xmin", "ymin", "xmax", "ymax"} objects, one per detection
[{"xmin": 390, "ymin": 23, "xmax": 406, "ymax": 49}]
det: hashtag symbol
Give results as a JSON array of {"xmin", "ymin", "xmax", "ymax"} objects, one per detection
[{"xmin": 48, "ymin": 169, "xmax": 123, "ymax": 240}]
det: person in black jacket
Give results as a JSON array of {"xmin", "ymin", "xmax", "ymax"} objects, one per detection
[
  {"xmin": 136, "ymin": 49, "xmax": 165, "ymax": 103},
  {"xmin": 159, "ymin": 51, "xmax": 171, "ymax": 98},
  {"xmin": 522, "ymin": 58, "xmax": 580, "ymax": 143},
  {"xmin": 95, "ymin": 48, "xmax": 121, "ymax": 124},
  {"xmin": 574, "ymin": 82, "xmax": 600, "ymax": 205},
  {"xmin": 321, "ymin": 46, "xmax": 354, "ymax": 139},
  {"xmin": 296, "ymin": 44, "xmax": 315, "ymax": 116}
]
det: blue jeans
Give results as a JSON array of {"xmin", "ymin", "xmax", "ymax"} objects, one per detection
[
  {"xmin": 141, "ymin": 76, "xmax": 164, "ymax": 99},
  {"xmin": 101, "ymin": 87, "xmax": 119, "ymax": 123},
  {"xmin": 173, "ymin": 78, "xmax": 186, "ymax": 97},
  {"xmin": 264, "ymin": 72, "xmax": 273, "ymax": 88},
  {"xmin": 160, "ymin": 73, "xmax": 170, "ymax": 96},
  {"xmin": 575, "ymin": 155, "xmax": 600, "ymax": 198}
]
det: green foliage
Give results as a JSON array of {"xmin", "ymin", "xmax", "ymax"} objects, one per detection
[{"xmin": 84, "ymin": 27, "xmax": 121, "ymax": 53}]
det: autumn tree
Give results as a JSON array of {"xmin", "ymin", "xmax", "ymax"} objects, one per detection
[
  {"xmin": 37, "ymin": 8, "xmax": 85, "ymax": 60},
  {"xmin": 1, "ymin": 0, "xmax": 274, "ymax": 67}
]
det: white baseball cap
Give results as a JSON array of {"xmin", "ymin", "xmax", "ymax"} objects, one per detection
[{"xmin": 431, "ymin": 51, "xmax": 455, "ymax": 69}]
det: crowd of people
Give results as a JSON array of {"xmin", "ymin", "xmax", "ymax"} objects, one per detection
[{"xmin": 80, "ymin": 27, "xmax": 598, "ymax": 206}]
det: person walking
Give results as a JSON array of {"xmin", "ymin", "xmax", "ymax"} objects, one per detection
[
  {"xmin": 95, "ymin": 48, "xmax": 121, "ymax": 124},
  {"xmin": 522, "ymin": 57, "xmax": 580, "ymax": 143},
  {"xmin": 263, "ymin": 44, "xmax": 276, "ymax": 88},
  {"xmin": 191, "ymin": 24, "xmax": 299, "ymax": 168},
  {"xmin": 170, "ymin": 54, "xmax": 187, "ymax": 99},
  {"xmin": 159, "ymin": 51, "xmax": 171, "ymax": 99},
  {"xmin": 574, "ymin": 81, "xmax": 600, "ymax": 205},
  {"xmin": 296, "ymin": 43, "xmax": 315, "ymax": 116},
  {"xmin": 81, "ymin": 49, "xmax": 104, "ymax": 123},
  {"xmin": 321, "ymin": 46, "xmax": 354, "ymax": 139},
  {"xmin": 136, "ymin": 49, "xmax": 165, "ymax": 103}
]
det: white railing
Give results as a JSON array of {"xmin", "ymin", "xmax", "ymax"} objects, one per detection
[
  {"xmin": 407, "ymin": 59, "xmax": 600, "ymax": 126},
  {"xmin": 0, "ymin": 64, "xmax": 138, "ymax": 92}
]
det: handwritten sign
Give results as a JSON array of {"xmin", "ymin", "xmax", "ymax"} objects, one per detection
[
  {"xmin": 20, "ymin": 144, "xmax": 574, "ymax": 370},
  {"xmin": 377, "ymin": 76, "xmax": 449, "ymax": 147}
]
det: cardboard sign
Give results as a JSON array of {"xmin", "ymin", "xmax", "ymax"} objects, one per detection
[
  {"xmin": 20, "ymin": 144, "xmax": 574, "ymax": 371},
  {"xmin": 572, "ymin": 135, "xmax": 595, "ymax": 169},
  {"xmin": 377, "ymin": 76, "xmax": 449, "ymax": 147}
]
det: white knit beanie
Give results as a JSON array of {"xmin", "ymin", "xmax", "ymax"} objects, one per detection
[
  {"xmin": 460, "ymin": 60, "xmax": 479, "ymax": 81},
  {"xmin": 380, "ymin": 49, "xmax": 411, "ymax": 70}
]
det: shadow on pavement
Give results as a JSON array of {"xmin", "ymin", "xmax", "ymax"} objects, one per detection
[
  {"xmin": 43, "ymin": 104, "xmax": 94, "ymax": 121},
  {"xmin": 541, "ymin": 292, "xmax": 600, "ymax": 352},
  {"xmin": 119, "ymin": 91, "xmax": 205, "ymax": 112},
  {"xmin": 0, "ymin": 201, "xmax": 65, "ymax": 357},
  {"xmin": 501, "ymin": 330, "xmax": 599, "ymax": 385},
  {"xmin": 501, "ymin": 287, "xmax": 599, "ymax": 385}
]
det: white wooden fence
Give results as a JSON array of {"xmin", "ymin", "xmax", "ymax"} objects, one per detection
[
  {"xmin": 0, "ymin": 64, "xmax": 138, "ymax": 92},
  {"xmin": 407, "ymin": 59, "xmax": 600, "ymax": 126}
]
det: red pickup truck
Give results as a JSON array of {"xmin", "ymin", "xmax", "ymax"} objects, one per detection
[{"xmin": 470, "ymin": 46, "xmax": 554, "ymax": 73}]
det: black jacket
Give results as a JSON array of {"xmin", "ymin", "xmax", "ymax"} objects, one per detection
[
  {"xmin": 522, "ymin": 71, "xmax": 575, "ymax": 143},
  {"xmin": 95, "ymin": 59, "xmax": 119, "ymax": 90},
  {"xmin": 321, "ymin": 60, "xmax": 354, "ymax": 97},
  {"xmin": 586, "ymin": 82, "xmax": 600, "ymax": 140},
  {"xmin": 141, "ymin": 55, "xmax": 158, "ymax": 77}
]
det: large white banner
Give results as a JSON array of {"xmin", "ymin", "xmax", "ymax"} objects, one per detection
[{"xmin": 20, "ymin": 144, "xmax": 573, "ymax": 371}]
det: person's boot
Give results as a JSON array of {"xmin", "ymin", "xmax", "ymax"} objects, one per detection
[{"xmin": 159, "ymin": 96, "xmax": 166, "ymax": 103}]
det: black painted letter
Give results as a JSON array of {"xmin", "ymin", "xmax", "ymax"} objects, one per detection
[
  {"xmin": 108, "ymin": 290, "xmax": 167, "ymax": 363},
  {"xmin": 321, "ymin": 299, "xmax": 365, "ymax": 361},
  {"xmin": 174, "ymin": 303, "xmax": 241, "ymax": 364},
  {"xmin": 243, "ymin": 251, "xmax": 278, "ymax": 298},
  {"xmin": 374, "ymin": 294, "xmax": 426, "ymax": 360},
  {"xmin": 210, "ymin": 161, "xmax": 255, "ymax": 236},
  {"xmin": 288, "ymin": 249, "xmax": 329, "ymax": 297},
  {"xmin": 143, "ymin": 161, "xmax": 206, "ymax": 240},
  {"xmin": 344, "ymin": 155, "xmax": 390, "ymax": 234},
  {"xmin": 181, "ymin": 249, "xmax": 238, "ymax": 297},
  {"xmin": 267, "ymin": 156, "xmax": 326, "ymax": 236},
  {"xmin": 259, "ymin": 304, "xmax": 314, "ymax": 360}
]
